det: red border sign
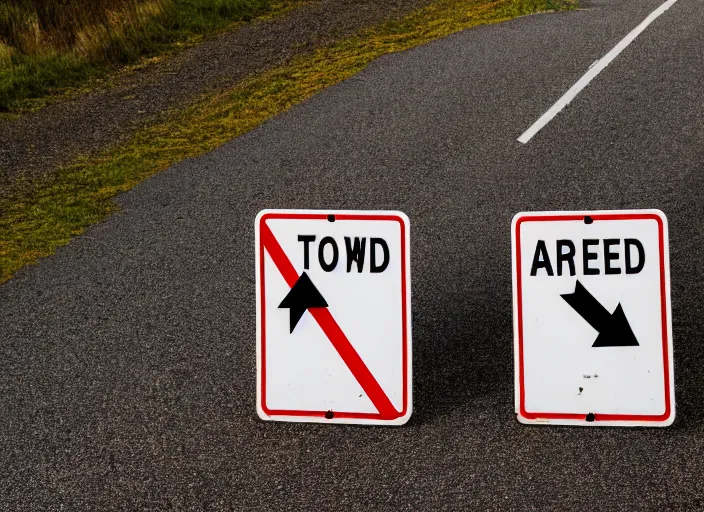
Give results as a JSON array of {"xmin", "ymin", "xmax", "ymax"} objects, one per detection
[
  {"xmin": 514, "ymin": 211, "xmax": 673, "ymax": 424},
  {"xmin": 257, "ymin": 211, "xmax": 411, "ymax": 423}
]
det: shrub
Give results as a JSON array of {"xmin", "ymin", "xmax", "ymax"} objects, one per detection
[{"xmin": 0, "ymin": 0, "xmax": 271, "ymax": 110}]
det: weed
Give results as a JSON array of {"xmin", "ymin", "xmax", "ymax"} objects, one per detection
[
  {"xmin": 0, "ymin": 0, "xmax": 274, "ymax": 111},
  {"xmin": 0, "ymin": 0, "xmax": 578, "ymax": 282}
]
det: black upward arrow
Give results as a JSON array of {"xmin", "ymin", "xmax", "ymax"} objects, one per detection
[
  {"xmin": 561, "ymin": 280, "xmax": 639, "ymax": 347},
  {"xmin": 278, "ymin": 272, "xmax": 328, "ymax": 333}
]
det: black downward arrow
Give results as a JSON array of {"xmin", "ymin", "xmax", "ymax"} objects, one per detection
[
  {"xmin": 561, "ymin": 280, "xmax": 639, "ymax": 347},
  {"xmin": 278, "ymin": 272, "xmax": 328, "ymax": 333}
]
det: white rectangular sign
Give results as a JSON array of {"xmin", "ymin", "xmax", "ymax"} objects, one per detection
[
  {"xmin": 512, "ymin": 210, "xmax": 674, "ymax": 427},
  {"xmin": 255, "ymin": 210, "xmax": 412, "ymax": 425}
]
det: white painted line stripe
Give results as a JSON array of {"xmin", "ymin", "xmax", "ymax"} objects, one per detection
[{"xmin": 518, "ymin": 0, "xmax": 680, "ymax": 144}]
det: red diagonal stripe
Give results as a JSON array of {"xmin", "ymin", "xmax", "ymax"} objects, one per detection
[{"xmin": 261, "ymin": 221, "xmax": 399, "ymax": 420}]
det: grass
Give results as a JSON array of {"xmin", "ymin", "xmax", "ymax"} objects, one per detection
[
  {"xmin": 0, "ymin": 0, "xmax": 281, "ymax": 112},
  {"xmin": 0, "ymin": 0, "xmax": 577, "ymax": 283}
]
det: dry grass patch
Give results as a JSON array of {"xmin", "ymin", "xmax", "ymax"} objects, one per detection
[{"xmin": 0, "ymin": 0, "xmax": 577, "ymax": 283}]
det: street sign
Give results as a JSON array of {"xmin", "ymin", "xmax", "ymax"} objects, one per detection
[
  {"xmin": 512, "ymin": 210, "xmax": 674, "ymax": 427},
  {"xmin": 255, "ymin": 210, "xmax": 412, "ymax": 425}
]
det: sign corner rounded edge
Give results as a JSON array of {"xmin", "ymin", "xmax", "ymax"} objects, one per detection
[
  {"xmin": 256, "ymin": 401, "xmax": 271, "ymax": 422},
  {"xmin": 392, "ymin": 210, "xmax": 411, "ymax": 227},
  {"xmin": 511, "ymin": 211, "xmax": 529, "ymax": 230},
  {"xmin": 647, "ymin": 208, "xmax": 668, "ymax": 223},
  {"xmin": 254, "ymin": 209, "xmax": 274, "ymax": 227},
  {"xmin": 393, "ymin": 406, "xmax": 413, "ymax": 426},
  {"xmin": 661, "ymin": 405, "xmax": 676, "ymax": 427},
  {"xmin": 516, "ymin": 412, "xmax": 536, "ymax": 425}
]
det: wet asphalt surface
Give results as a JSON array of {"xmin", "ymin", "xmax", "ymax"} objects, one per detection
[{"xmin": 1, "ymin": 0, "xmax": 703, "ymax": 509}]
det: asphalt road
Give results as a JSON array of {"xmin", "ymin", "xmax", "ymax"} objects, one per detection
[{"xmin": 1, "ymin": 0, "xmax": 703, "ymax": 509}]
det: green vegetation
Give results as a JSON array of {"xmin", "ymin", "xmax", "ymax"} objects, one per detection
[
  {"xmin": 0, "ymin": 0, "xmax": 577, "ymax": 282},
  {"xmin": 0, "ymin": 0, "xmax": 277, "ymax": 111}
]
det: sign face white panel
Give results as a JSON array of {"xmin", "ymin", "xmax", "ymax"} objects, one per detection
[
  {"xmin": 255, "ymin": 210, "xmax": 412, "ymax": 425},
  {"xmin": 512, "ymin": 210, "xmax": 674, "ymax": 427}
]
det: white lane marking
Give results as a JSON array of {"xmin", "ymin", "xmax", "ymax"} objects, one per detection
[{"xmin": 518, "ymin": 0, "xmax": 680, "ymax": 144}]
